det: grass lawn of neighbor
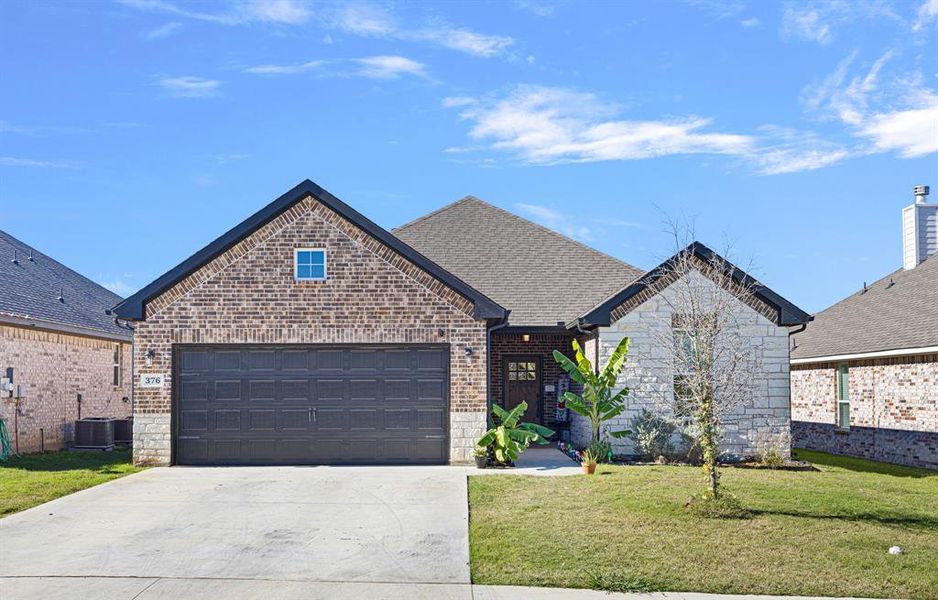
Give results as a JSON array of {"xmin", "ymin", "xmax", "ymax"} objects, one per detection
[
  {"xmin": 0, "ymin": 449, "xmax": 142, "ymax": 517},
  {"xmin": 469, "ymin": 449, "xmax": 938, "ymax": 599}
]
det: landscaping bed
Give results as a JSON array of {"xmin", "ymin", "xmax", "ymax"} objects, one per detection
[
  {"xmin": 468, "ymin": 449, "xmax": 938, "ymax": 599},
  {"xmin": 0, "ymin": 449, "xmax": 142, "ymax": 517}
]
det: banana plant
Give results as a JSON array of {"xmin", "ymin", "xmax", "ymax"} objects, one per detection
[
  {"xmin": 478, "ymin": 401, "xmax": 555, "ymax": 466},
  {"xmin": 552, "ymin": 337, "xmax": 632, "ymax": 445}
]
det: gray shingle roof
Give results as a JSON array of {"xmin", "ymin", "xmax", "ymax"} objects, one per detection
[
  {"xmin": 393, "ymin": 197, "xmax": 644, "ymax": 327},
  {"xmin": 791, "ymin": 253, "xmax": 938, "ymax": 359},
  {"xmin": 0, "ymin": 230, "xmax": 131, "ymax": 339}
]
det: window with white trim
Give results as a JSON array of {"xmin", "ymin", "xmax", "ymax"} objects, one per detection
[
  {"xmin": 294, "ymin": 249, "xmax": 327, "ymax": 281},
  {"xmin": 836, "ymin": 362, "xmax": 850, "ymax": 429},
  {"xmin": 113, "ymin": 343, "xmax": 122, "ymax": 387}
]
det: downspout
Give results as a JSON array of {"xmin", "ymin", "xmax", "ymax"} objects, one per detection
[
  {"xmin": 573, "ymin": 318, "xmax": 598, "ymax": 376},
  {"xmin": 786, "ymin": 319, "xmax": 811, "ymax": 452},
  {"xmin": 112, "ymin": 317, "xmax": 135, "ymax": 413},
  {"xmin": 486, "ymin": 314, "xmax": 511, "ymax": 422}
]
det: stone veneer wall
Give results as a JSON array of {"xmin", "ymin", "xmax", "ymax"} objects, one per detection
[
  {"xmin": 791, "ymin": 354, "xmax": 938, "ymax": 469},
  {"xmin": 0, "ymin": 324, "xmax": 132, "ymax": 453},
  {"xmin": 489, "ymin": 332, "xmax": 578, "ymax": 427},
  {"xmin": 570, "ymin": 271, "xmax": 792, "ymax": 459},
  {"xmin": 132, "ymin": 196, "xmax": 488, "ymax": 466}
]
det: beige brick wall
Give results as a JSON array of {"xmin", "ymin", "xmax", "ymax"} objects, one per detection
[
  {"xmin": 792, "ymin": 355, "xmax": 938, "ymax": 432},
  {"xmin": 0, "ymin": 324, "xmax": 132, "ymax": 453},
  {"xmin": 132, "ymin": 196, "xmax": 489, "ymax": 466}
]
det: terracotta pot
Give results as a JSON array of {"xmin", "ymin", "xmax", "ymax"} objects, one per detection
[{"xmin": 581, "ymin": 463, "xmax": 597, "ymax": 475}]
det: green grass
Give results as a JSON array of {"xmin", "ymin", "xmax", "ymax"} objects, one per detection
[
  {"xmin": 0, "ymin": 449, "xmax": 142, "ymax": 517},
  {"xmin": 468, "ymin": 449, "xmax": 938, "ymax": 599}
]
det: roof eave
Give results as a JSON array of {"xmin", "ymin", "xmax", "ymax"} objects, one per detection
[{"xmin": 570, "ymin": 241, "xmax": 812, "ymax": 329}]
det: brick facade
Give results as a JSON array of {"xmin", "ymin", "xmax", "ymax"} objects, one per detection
[
  {"xmin": 489, "ymin": 332, "xmax": 579, "ymax": 427},
  {"xmin": 0, "ymin": 324, "xmax": 132, "ymax": 453},
  {"xmin": 132, "ymin": 196, "xmax": 489, "ymax": 466},
  {"xmin": 791, "ymin": 354, "xmax": 938, "ymax": 469},
  {"xmin": 571, "ymin": 271, "xmax": 792, "ymax": 459}
]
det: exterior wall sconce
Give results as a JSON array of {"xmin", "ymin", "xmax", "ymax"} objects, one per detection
[
  {"xmin": 522, "ymin": 334, "xmax": 530, "ymax": 342},
  {"xmin": 464, "ymin": 346, "xmax": 473, "ymax": 358},
  {"xmin": 145, "ymin": 348, "xmax": 155, "ymax": 367}
]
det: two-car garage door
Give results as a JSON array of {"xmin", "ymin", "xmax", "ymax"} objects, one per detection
[{"xmin": 173, "ymin": 344, "xmax": 450, "ymax": 465}]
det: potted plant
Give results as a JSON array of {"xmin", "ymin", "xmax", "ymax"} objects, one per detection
[
  {"xmin": 473, "ymin": 445, "xmax": 488, "ymax": 469},
  {"xmin": 580, "ymin": 447, "xmax": 598, "ymax": 475}
]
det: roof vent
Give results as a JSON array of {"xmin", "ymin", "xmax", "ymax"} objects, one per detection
[
  {"xmin": 57, "ymin": 287, "xmax": 64, "ymax": 302},
  {"xmin": 10, "ymin": 249, "xmax": 17, "ymax": 264},
  {"xmin": 914, "ymin": 185, "xmax": 930, "ymax": 203}
]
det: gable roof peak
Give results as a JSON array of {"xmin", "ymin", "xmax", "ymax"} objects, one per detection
[{"xmin": 111, "ymin": 179, "xmax": 507, "ymax": 322}]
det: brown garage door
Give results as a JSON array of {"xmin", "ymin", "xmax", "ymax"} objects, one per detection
[{"xmin": 173, "ymin": 344, "xmax": 449, "ymax": 465}]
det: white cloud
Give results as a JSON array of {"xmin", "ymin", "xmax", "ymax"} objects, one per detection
[
  {"xmin": 804, "ymin": 51, "xmax": 938, "ymax": 159},
  {"xmin": 781, "ymin": 4, "xmax": 833, "ymax": 43},
  {"xmin": 749, "ymin": 126, "xmax": 850, "ymax": 175},
  {"xmin": 859, "ymin": 97, "xmax": 938, "ymax": 157},
  {"xmin": 157, "ymin": 76, "xmax": 222, "ymax": 98},
  {"xmin": 913, "ymin": 0, "xmax": 938, "ymax": 30},
  {"xmin": 118, "ymin": 0, "xmax": 311, "ymax": 26},
  {"xmin": 244, "ymin": 60, "xmax": 325, "ymax": 75},
  {"xmin": 332, "ymin": 3, "xmax": 397, "ymax": 36},
  {"xmin": 142, "ymin": 21, "xmax": 182, "ymax": 40},
  {"xmin": 515, "ymin": 202, "xmax": 594, "ymax": 241},
  {"xmin": 442, "ymin": 96, "xmax": 477, "ymax": 108},
  {"xmin": 739, "ymin": 17, "xmax": 762, "ymax": 28},
  {"xmin": 513, "ymin": 0, "xmax": 557, "ymax": 18},
  {"xmin": 781, "ymin": 1, "xmax": 899, "ymax": 45},
  {"xmin": 450, "ymin": 85, "xmax": 753, "ymax": 165},
  {"xmin": 354, "ymin": 55, "xmax": 427, "ymax": 79},
  {"xmin": 0, "ymin": 156, "xmax": 83, "ymax": 169},
  {"xmin": 244, "ymin": 56, "xmax": 427, "ymax": 80},
  {"xmin": 412, "ymin": 26, "xmax": 514, "ymax": 58},
  {"xmin": 328, "ymin": 3, "xmax": 513, "ymax": 57}
]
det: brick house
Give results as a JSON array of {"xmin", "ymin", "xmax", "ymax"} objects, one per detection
[
  {"xmin": 114, "ymin": 180, "xmax": 810, "ymax": 466},
  {"xmin": 791, "ymin": 186, "xmax": 938, "ymax": 470},
  {"xmin": 0, "ymin": 230, "xmax": 133, "ymax": 454}
]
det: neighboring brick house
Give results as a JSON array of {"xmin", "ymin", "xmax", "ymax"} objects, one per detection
[
  {"xmin": 115, "ymin": 180, "xmax": 810, "ymax": 466},
  {"xmin": 790, "ymin": 186, "xmax": 937, "ymax": 470},
  {"xmin": 0, "ymin": 231, "xmax": 133, "ymax": 454}
]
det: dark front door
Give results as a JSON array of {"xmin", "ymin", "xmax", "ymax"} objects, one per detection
[
  {"xmin": 504, "ymin": 356, "xmax": 540, "ymax": 423},
  {"xmin": 173, "ymin": 344, "xmax": 450, "ymax": 466}
]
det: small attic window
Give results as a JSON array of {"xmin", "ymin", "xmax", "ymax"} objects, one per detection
[{"xmin": 294, "ymin": 249, "xmax": 326, "ymax": 281}]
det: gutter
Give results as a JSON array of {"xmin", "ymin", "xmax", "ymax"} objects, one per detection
[
  {"xmin": 485, "ymin": 314, "xmax": 511, "ymax": 423},
  {"xmin": 0, "ymin": 313, "xmax": 132, "ymax": 343},
  {"xmin": 791, "ymin": 345, "xmax": 938, "ymax": 365}
]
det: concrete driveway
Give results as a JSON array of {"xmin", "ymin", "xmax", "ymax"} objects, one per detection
[{"xmin": 1, "ymin": 466, "xmax": 470, "ymax": 598}]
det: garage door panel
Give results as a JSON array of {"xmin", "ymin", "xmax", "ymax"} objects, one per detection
[
  {"xmin": 180, "ymin": 409, "xmax": 207, "ymax": 432},
  {"xmin": 214, "ymin": 410, "xmax": 241, "ymax": 431},
  {"xmin": 174, "ymin": 345, "xmax": 449, "ymax": 465},
  {"xmin": 316, "ymin": 408, "xmax": 346, "ymax": 430}
]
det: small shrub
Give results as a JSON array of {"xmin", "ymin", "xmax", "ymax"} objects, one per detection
[
  {"xmin": 586, "ymin": 439, "xmax": 612, "ymax": 464},
  {"xmin": 685, "ymin": 493, "xmax": 752, "ymax": 519},
  {"xmin": 755, "ymin": 430, "xmax": 791, "ymax": 468},
  {"xmin": 628, "ymin": 408, "xmax": 675, "ymax": 461}
]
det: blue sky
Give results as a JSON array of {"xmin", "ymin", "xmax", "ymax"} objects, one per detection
[{"xmin": 1, "ymin": 0, "xmax": 936, "ymax": 313}]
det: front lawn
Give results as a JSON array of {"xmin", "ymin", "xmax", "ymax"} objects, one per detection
[
  {"xmin": 0, "ymin": 449, "xmax": 142, "ymax": 517},
  {"xmin": 468, "ymin": 449, "xmax": 938, "ymax": 599}
]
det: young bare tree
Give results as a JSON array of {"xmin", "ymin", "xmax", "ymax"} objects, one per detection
[{"xmin": 641, "ymin": 226, "xmax": 766, "ymax": 499}]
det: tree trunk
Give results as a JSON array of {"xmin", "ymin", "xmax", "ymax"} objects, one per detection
[{"xmin": 698, "ymin": 389, "xmax": 720, "ymax": 499}]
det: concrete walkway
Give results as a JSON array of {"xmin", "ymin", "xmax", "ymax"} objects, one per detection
[
  {"xmin": 468, "ymin": 446, "xmax": 582, "ymax": 477},
  {"xmin": 3, "ymin": 578, "xmax": 875, "ymax": 599}
]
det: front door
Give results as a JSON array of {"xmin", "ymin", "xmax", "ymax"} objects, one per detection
[{"xmin": 504, "ymin": 356, "xmax": 540, "ymax": 423}]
